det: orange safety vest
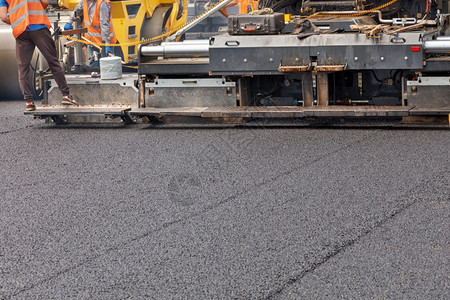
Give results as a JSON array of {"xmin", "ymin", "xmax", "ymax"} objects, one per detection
[
  {"xmin": 82, "ymin": 0, "xmax": 117, "ymax": 45},
  {"xmin": 239, "ymin": 0, "xmax": 258, "ymax": 14},
  {"xmin": 6, "ymin": 0, "xmax": 51, "ymax": 38}
]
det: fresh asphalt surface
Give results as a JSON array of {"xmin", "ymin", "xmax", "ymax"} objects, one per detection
[{"xmin": 0, "ymin": 100, "xmax": 449, "ymax": 299}]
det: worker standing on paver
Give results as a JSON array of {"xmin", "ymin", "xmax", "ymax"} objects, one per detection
[
  {"xmin": 65, "ymin": 0, "xmax": 117, "ymax": 67},
  {"xmin": 0, "ymin": 0, "xmax": 76, "ymax": 111},
  {"xmin": 218, "ymin": 0, "xmax": 258, "ymax": 18}
]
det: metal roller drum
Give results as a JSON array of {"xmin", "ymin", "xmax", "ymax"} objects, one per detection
[
  {"xmin": 0, "ymin": 24, "xmax": 48, "ymax": 100},
  {"xmin": 0, "ymin": 25, "xmax": 21, "ymax": 100}
]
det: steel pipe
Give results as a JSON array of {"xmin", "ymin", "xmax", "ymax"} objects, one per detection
[
  {"xmin": 141, "ymin": 40, "xmax": 210, "ymax": 58},
  {"xmin": 436, "ymin": 36, "xmax": 450, "ymax": 41},
  {"xmin": 424, "ymin": 40, "xmax": 450, "ymax": 53},
  {"xmin": 160, "ymin": 40, "xmax": 210, "ymax": 46}
]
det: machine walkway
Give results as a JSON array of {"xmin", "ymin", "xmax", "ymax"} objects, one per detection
[
  {"xmin": 24, "ymin": 105, "xmax": 133, "ymax": 124},
  {"xmin": 25, "ymin": 105, "xmax": 450, "ymax": 125},
  {"xmin": 132, "ymin": 106, "xmax": 416, "ymax": 118}
]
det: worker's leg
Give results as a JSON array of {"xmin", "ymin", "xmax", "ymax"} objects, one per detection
[
  {"xmin": 15, "ymin": 31, "xmax": 36, "ymax": 101},
  {"xmin": 30, "ymin": 28, "xmax": 70, "ymax": 96},
  {"xmin": 87, "ymin": 45, "xmax": 100, "ymax": 68},
  {"xmin": 110, "ymin": 42, "xmax": 126, "ymax": 62},
  {"xmin": 102, "ymin": 46, "xmax": 114, "ymax": 57}
]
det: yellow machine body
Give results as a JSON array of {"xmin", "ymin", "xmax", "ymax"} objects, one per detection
[
  {"xmin": 60, "ymin": 0, "xmax": 188, "ymax": 62},
  {"xmin": 111, "ymin": 0, "xmax": 187, "ymax": 62},
  {"xmin": 58, "ymin": 0, "xmax": 80, "ymax": 10}
]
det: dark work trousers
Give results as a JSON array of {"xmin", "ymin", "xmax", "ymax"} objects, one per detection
[{"xmin": 15, "ymin": 28, "xmax": 70, "ymax": 101}]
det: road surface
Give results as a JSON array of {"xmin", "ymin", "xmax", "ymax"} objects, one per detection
[{"xmin": 0, "ymin": 100, "xmax": 449, "ymax": 299}]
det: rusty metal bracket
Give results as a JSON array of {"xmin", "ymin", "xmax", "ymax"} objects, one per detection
[
  {"xmin": 314, "ymin": 63, "xmax": 347, "ymax": 72},
  {"xmin": 278, "ymin": 63, "xmax": 312, "ymax": 73}
]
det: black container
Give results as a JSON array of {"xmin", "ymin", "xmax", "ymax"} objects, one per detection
[{"xmin": 227, "ymin": 13, "xmax": 285, "ymax": 35}]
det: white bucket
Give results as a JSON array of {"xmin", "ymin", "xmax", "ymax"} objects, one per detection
[{"xmin": 100, "ymin": 56, "xmax": 122, "ymax": 80}]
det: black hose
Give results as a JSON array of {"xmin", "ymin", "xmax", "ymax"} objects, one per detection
[
  {"xmin": 31, "ymin": 53, "xmax": 44, "ymax": 99},
  {"xmin": 32, "ymin": 53, "xmax": 39, "ymax": 98},
  {"xmin": 392, "ymin": 70, "xmax": 403, "ymax": 92},
  {"xmin": 382, "ymin": 0, "xmax": 407, "ymax": 17},
  {"xmin": 270, "ymin": 0, "xmax": 297, "ymax": 12},
  {"xmin": 370, "ymin": 70, "xmax": 383, "ymax": 83}
]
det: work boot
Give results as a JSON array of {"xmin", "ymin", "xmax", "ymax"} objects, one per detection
[
  {"xmin": 25, "ymin": 101, "xmax": 36, "ymax": 111},
  {"xmin": 61, "ymin": 94, "xmax": 78, "ymax": 106}
]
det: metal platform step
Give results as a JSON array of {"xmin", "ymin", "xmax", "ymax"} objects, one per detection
[
  {"xmin": 409, "ymin": 106, "xmax": 450, "ymax": 116},
  {"xmin": 131, "ymin": 106, "xmax": 423, "ymax": 119},
  {"xmin": 26, "ymin": 105, "xmax": 450, "ymax": 125},
  {"xmin": 138, "ymin": 58, "xmax": 210, "ymax": 75},
  {"xmin": 25, "ymin": 105, "xmax": 133, "ymax": 123}
]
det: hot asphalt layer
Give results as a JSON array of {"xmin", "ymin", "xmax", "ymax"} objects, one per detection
[{"xmin": 0, "ymin": 101, "xmax": 449, "ymax": 299}]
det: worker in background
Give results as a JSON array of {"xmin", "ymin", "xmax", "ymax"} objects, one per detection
[
  {"xmin": 0, "ymin": 0, "xmax": 76, "ymax": 111},
  {"xmin": 218, "ymin": 0, "xmax": 258, "ymax": 18},
  {"xmin": 64, "ymin": 0, "xmax": 117, "ymax": 67}
]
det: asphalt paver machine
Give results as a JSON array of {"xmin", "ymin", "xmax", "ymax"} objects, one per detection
[{"xmin": 27, "ymin": 0, "xmax": 450, "ymax": 125}]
